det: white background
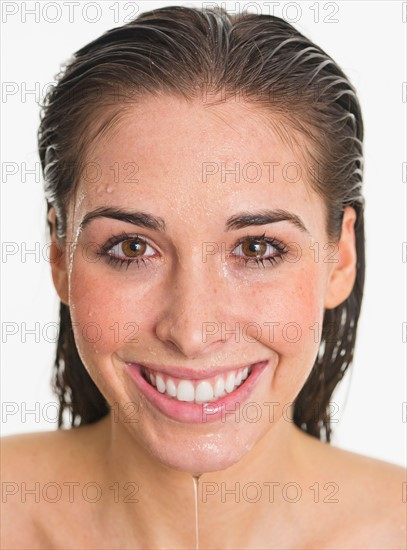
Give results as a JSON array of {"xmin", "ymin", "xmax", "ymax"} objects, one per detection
[{"xmin": 1, "ymin": 1, "xmax": 406, "ymax": 467}]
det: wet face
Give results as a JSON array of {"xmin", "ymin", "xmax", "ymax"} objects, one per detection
[{"xmin": 51, "ymin": 95, "xmax": 356, "ymax": 473}]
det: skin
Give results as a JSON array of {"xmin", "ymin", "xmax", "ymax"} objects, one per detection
[{"xmin": 2, "ymin": 95, "xmax": 406, "ymax": 549}]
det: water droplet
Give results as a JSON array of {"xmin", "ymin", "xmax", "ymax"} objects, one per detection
[{"xmin": 192, "ymin": 474, "xmax": 201, "ymax": 550}]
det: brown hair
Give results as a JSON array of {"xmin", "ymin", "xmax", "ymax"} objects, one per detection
[{"xmin": 38, "ymin": 5, "xmax": 365, "ymax": 441}]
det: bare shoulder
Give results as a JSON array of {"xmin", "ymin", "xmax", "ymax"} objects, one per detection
[
  {"xmin": 325, "ymin": 438, "xmax": 406, "ymax": 505},
  {"xmin": 332, "ymin": 444, "xmax": 406, "ymax": 548},
  {"xmin": 1, "ymin": 422, "xmax": 106, "ymax": 549},
  {"xmin": 2, "ymin": 423, "xmax": 100, "ymax": 481},
  {"xmin": 298, "ymin": 429, "xmax": 407, "ymax": 548}
]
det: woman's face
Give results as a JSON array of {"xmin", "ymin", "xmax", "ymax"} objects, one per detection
[{"xmin": 53, "ymin": 95, "xmax": 355, "ymax": 473}]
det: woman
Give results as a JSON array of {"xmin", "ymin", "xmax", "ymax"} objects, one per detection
[{"xmin": 2, "ymin": 5, "xmax": 405, "ymax": 548}]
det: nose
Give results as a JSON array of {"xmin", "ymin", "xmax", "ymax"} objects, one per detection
[{"xmin": 154, "ymin": 257, "xmax": 232, "ymax": 359}]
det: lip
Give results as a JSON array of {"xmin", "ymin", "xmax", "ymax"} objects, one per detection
[{"xmin": 125, "ymin": 360, "xmax": 269, "ymax": 424}]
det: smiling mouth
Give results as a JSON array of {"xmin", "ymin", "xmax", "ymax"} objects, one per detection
[{"xmin": 140, "ymin": 364, "xmax": 254, "ymax": 404}]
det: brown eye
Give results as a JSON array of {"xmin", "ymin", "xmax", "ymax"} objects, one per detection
[
  {"xmin": 121, "ymin": 239, "xmax": 147, "ymax": 257},
  {"xmin": 108, "ymin": 237, "xmax": 155, "ymax": 261},
  {"xmin": 231, "ymin": 236, "xmax": 287, "ymax": 268},
  {"xmin": 240, "ymin": 240, "xmax": 268, "ymax": 258}
]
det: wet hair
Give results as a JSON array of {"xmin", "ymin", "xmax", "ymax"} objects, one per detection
[{"xmin": 38, "ymin": 5, "xmax": 365, "ymax": 441}]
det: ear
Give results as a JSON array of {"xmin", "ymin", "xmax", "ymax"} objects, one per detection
[
  {"xmin": 48, "ymin": 207, "xmax": 69, "ymax": 306},
  {"xmin": 324, "ymin": 206, "xmax": 357, "ymax": 309}
]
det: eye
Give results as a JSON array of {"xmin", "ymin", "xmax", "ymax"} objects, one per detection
[
  {"xmin": 110, "ymin": 238, "xmax": 154, "ymax": 259},
  {"xmin": 231, "ymin": 233, "xmax": 288, "ymax": 268},
  {"xmin": 98, "ymin": 233, "xmax": 157, "ymax": 270}
]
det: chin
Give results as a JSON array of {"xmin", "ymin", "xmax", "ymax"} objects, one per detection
[{"xmin": 144, "ymin": 430, "xmax": 256, "ymax": 475}]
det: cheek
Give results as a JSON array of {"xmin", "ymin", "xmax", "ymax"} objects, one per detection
[
  {"xmin": 242, "ymin": 265, "xmax": 327, "ymax": 392},
  {"xmin": 245, "ymin": 266, "xmax": 325, "ymax": 345},
  {"xmin": 68, "ymin": 258, "xmax": 154, "ymax": 362}
]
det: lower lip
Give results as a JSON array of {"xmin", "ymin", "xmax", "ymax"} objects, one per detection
[{"xmin": 125, "ymin": 361, "xmax": 269, "ymax": 424}]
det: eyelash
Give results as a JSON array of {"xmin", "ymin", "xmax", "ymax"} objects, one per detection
[{"xmin": 96, "ymin": 231, "xmax": 289, "ymax": 271}]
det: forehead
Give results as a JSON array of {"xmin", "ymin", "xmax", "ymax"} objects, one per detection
[
  {"xmin": 85, "ymin": 94, "xmax": 309, "ymax": 174},
  {"xmin": 71, "ymin": 95, "xmax": 323, "ymax": 233}
]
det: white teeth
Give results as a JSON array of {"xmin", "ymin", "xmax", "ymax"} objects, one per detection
[
  {"xmin": 177, "ymin": 380, "xmax": 195, "ymax": 402},
  {"xmin": 166, "ymin": 378, "xmax": 177, "ymax": 397},
  {"xmin": 144, "ymin": 365, "xmax": 253, "ymax": 403},
  {"xmin": 156, "ymin": 375, "xmax": 166, "ymax": 394},
  {"xmin": 225, "ymin": 372, "xmax": 236, "ymax": 393},
  {"xmin": 214, "ymin": 377, "xmax": 225, "ymax": 397},
  {"xmin": 195, "ymin": 381, "xmax": 214, "ymax": 402}
]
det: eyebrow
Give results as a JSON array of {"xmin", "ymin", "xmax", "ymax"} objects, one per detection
[
  {"xmin": 79, "ymin": 207, "xmax": 166, "ymax": 232},
  {"xmin": 79, "ymin": 207, "xmax": 310, "ymax": 235},
  {"xmin": 225, "ymin": 209, "xmax": 310, "ymax": 234}
]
